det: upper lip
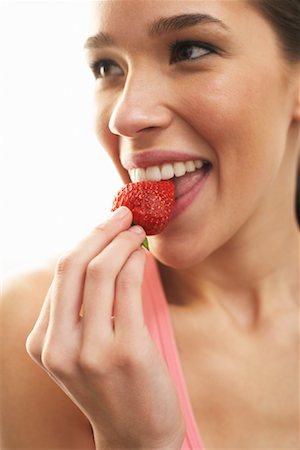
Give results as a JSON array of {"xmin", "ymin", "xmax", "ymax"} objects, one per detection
[{"xmin": 121, "ymin": 150, "xmax": 210, "ymax": 170}]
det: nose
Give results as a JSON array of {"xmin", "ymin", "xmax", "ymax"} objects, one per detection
[{"xmin": 108, "ymin": 70, "xmax": 173, "ymax": 138}]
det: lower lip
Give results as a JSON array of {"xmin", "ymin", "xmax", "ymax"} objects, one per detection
[{"xmin": 169, "ymin": 168, "xmax": 211, "ymax": 221}]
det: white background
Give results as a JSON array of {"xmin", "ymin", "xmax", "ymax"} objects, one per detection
[{"xmin": 1, "ymin": 1, "xmax": 123, "ymax": 277}]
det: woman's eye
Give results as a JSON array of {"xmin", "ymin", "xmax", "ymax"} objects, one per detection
[
  {"xmin": 91, "ymin": 59, "xmax": 123, "ymax": 79},
  {"xmin": 169, "ymin": 40, "xmax": 216, "ymax": 64},
  {"xmin": 89, "ymin": 41, "xmax": 216, "ymax": 79}
]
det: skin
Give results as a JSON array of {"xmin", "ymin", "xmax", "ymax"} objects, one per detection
[
  {"xmin": 89, "ymin": 0, "xmax": 300, "ymax": 339},
  {"xmin": 1, "ymin": 1, "xmax": 299, "ymax": 449}
]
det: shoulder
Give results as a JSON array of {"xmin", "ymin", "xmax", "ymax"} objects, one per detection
[
  {"xmin": 0, "ymin": 257, "xmax": 95, "ymax": 450},
  {"xmin": 1, "ymin": 257, "xmax": 57, "ymax": 328},
  {"xmin": 1, "ymin": 257, "xmax": 59, "ymax": 360}
]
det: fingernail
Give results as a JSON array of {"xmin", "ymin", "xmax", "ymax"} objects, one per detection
[
  {"xmin": 129, "ymin": 225, "xmax": 144, "ymax": 234},
  {"xmin": 111, "ymin": 206, "xmax": 130, "ymax": 219}
]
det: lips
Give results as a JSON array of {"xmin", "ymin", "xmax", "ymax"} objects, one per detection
[{"xmin": 121, "ymin": 149, "xmax": 212, "ymax": 219}]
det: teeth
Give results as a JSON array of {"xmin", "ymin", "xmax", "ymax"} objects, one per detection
[
  {"xmin": 185, "ymin": 160, "xmax": 195, "ymax": 172},
  {"xmin": 173, "ymin": 162, "xmax": 186, "ymax": 177},
  {"xmin": 195, "ymin": 160, "xmax": 203, "ymax": 169},
  {"xmin": 135, "ymin": 167, "xmax": 145, "ymax": 182},
  {"xmin": 129, "ymin": 159, "xmax": 204, "ymax": 183},
  {"xmin": 161, "ymin": 163, "xmax": 174, "ymax": 180},
  {"xmin": 145, "ymin": 166, "xmax": 161, "ymax": 181}
]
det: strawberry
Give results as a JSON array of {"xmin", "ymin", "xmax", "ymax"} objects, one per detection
[{"xmin": 111, "ymin": 180, "xmax": 175, "ymax": 237}]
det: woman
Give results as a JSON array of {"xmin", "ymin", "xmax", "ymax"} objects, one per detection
[{"xmin": 1, "ymin": 0, "xmax": 299, "ymax": 448}]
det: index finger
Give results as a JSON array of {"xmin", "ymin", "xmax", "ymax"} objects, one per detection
[{"xmin": 50, "ymin": 206, "xmax": 133, "ymax": 330}]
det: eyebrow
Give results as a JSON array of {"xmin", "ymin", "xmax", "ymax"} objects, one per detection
[
  {"xmin": 84, "ymin": 13, "xmax": 229, "ymax": 50},
  {"xmin": 149, "ymin": 13, "xmax": 229, "ymax": 37}
]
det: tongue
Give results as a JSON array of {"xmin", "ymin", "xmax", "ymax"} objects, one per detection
[{"xmin": 173, "ymin": 168, "xmax": 206, "ymax": 199}]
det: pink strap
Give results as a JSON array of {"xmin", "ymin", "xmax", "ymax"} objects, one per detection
[{"xmin": 142, "ymin": 252, "xmax": 205, "ymax": 450}]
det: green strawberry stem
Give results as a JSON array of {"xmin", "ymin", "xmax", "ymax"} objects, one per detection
[{"xmin": 142, "ymin": 237, "xmax": 149, "ymax": 250}]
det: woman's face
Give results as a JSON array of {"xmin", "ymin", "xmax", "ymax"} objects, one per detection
[{"xmin": 85, "ymin": 0, "xmax": 299, "ymax": 269}]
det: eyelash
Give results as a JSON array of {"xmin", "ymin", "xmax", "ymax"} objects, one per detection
[
  {"xmin": 90, "ymin": 40, "xmax": 217, "ymax": 79},
  {"xmin": 168, "ymin": 40, "xmax": 217, "ymax": 63}
]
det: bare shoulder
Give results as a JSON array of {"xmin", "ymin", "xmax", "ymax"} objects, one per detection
[{"xmin": 0, "ymin": 257, "xmax": 95, "ymax": 450}]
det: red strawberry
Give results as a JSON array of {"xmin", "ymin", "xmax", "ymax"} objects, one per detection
[{"xmin": 111, "ymin": 180, "xmax": 175, "ymax": 236}]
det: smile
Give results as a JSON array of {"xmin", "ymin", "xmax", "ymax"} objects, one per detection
[{"xmin": 128, "ymin": 159, "xmax": 206, "ymax": 182}]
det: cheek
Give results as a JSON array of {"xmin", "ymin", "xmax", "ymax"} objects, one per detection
[
  {"xmin": 181, "ymin": 68, "xmax": 286, "ymax": 198},
  {"xmin": 151, "ymin": 68, "xmax": 289, "ymax": 267}
]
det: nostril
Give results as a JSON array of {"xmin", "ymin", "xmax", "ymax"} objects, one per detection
[{"xmin": 143, "ymin": 126, "xmax": 157, "ymax": 131}]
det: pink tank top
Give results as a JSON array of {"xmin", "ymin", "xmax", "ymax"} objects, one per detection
[{"xmin": 141, "ymin": 251, "xmax": 205, "ymax": 450}]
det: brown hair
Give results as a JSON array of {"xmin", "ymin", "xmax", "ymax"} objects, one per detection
[{"xmin": 250, "ymin": 0, "xmax": 300, "ymax": 224}]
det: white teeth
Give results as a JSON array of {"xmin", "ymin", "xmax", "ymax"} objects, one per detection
[
  {"xmin": 173, "ymin": 162, "xmax": 186, "ymax": 177},
  {"xmin": 185, "ymin": 160, "xmax": 195, "ymax": 172},
  {"xmin": 135, "ymin": 167, "xmax": 146, "ymax": 182},
  {"xmin": 145, "ymin": 166, "xmax": 161, "ymax": 181},
  {"xmin": 161, "ymin": 163, "xmax": 174, "ymax": 179},
  {"xmin": 195, "ymin": 160, "xmax": 204, "ymax": 169},
  {"xmin": 131, "ymin": 169, "xmax": 136, "ymax": 182},
  {"xmin": 128, "ymin": 158, "xmax": 206, "ymax": 182}
]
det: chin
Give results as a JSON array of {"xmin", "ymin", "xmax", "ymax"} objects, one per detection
[{"xmin": 148, "ymin": 233, "xmax": 213, "ymax": 270}]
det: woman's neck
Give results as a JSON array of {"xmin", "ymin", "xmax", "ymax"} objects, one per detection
[{"xmin": 158, "ymin": 213, "xmax": 299, "ymax": 330}]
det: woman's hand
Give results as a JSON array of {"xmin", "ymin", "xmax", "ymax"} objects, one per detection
[{"xmin": 26, "ymin": 207, "xmax": 185, "ymax": 449}]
